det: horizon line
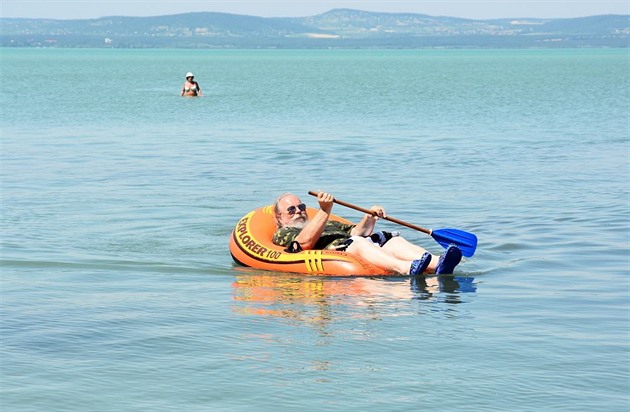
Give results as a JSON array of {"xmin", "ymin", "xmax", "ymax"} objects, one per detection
[{"xmin": 3, "ymin": 8, "xmax": 629, "ymax": 22}]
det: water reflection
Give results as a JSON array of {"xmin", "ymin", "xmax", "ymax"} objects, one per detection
[
  {"xmin": 410, "ymin": 275, "xmax": 477, "ymax": 303},
  {"xmin": 232, "ymin": 269, "xmax": 477, "ymax": 326}
]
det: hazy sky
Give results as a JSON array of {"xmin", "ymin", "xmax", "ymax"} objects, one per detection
[{"xmin": 2, "ymin": 0, "xmax": 628, "ymax": 20}]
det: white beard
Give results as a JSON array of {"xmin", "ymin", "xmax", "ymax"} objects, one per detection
[{"xmin": 287, "ymin": 215, "xmax": 308, "ymax": 229}]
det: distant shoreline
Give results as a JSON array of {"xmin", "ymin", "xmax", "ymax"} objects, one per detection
[{"xmin": 2, "ymin": 9, "xmax": 628, "ymax": 49}]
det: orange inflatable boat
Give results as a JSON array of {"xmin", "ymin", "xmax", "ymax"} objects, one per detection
[{"xmin": 229, "ymin": 206, "xmax": 391, "ymax": 276}]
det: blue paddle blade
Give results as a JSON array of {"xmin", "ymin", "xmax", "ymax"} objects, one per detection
[{"xmin": 431, "ymin": 228, "xmax": 478, "ymax": 257}]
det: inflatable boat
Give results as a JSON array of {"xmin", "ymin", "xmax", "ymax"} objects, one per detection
[{"xmin": 229, "ymin": 206, "xmax": 391, "ymax": 276}]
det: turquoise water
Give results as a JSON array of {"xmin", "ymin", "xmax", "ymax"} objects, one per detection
[{"xmin": 1, "ymin": 48, "xmax": 629, "ymax": 411}]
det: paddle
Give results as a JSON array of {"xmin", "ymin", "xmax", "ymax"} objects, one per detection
[{"xmin": 307, "ymin": 191, "xmax": 478, "ymax": 257}]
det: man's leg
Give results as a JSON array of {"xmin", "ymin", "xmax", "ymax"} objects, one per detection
[
  {"xmin": 345, "ymin": 237, "xmax": 414, "ymax": 274},
  {"xmin": 381, "ymin": 237, "xmax": 440, "ymax": 271},
  {"xmin": 381, "ymin": 237, "xmax": 462, "ymax": 274}
]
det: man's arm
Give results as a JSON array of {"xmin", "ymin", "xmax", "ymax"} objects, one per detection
[
  {"xmin": 350, "ymin": 205, "xmax": 386, "ymax": 236},
  {"xmin": 295, "ymin": 192, "xmax": 334, "ymax": 249}
]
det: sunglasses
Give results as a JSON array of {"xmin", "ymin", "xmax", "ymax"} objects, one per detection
[{"xmin": 286, "ymin": 203, "xmax": 306, "ymax": 215}]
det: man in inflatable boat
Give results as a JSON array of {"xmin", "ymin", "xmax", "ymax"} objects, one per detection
[{"xmin": 273, "ymin": 191, "xmax": 462, "ymax": 276}]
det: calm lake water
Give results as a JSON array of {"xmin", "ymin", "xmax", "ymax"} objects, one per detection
[{"xmin": 2, "ymin": 48, "xmax": 629, "ymax": 411}]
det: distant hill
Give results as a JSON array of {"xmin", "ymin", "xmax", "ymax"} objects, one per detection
[{"xmin": 1, "ymin": 9, "xmax": 628, "ymax": 48}]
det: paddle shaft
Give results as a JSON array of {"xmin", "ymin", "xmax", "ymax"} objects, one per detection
[{"xmin": 307, "ymin": 191, "xmax": 432, "ymax": 235}]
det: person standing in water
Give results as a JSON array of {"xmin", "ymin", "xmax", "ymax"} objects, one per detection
[{"xmin": 180, "ymin": 72, "xmax": 202, "ymax": 96}]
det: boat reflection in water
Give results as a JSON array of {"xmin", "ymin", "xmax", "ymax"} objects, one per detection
[{"xmin": 232, "ymin": 268, "xmax": 477, "ymax": 326}]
